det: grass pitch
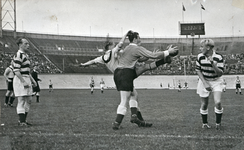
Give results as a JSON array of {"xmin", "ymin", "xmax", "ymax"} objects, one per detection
[{"xmin": 0, "ymin": 89, "xmax": 244, "ymax": 150}]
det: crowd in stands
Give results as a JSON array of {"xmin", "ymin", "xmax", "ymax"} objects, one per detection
[
  {"xmin": 0, "ymin": 52, "xmax": 62, "ymax": 74},
  {"xmin": 1, "ymin": 51, "xmax": 244, "ymax": 75}
]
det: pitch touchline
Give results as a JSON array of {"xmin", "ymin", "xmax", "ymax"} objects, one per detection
[{"xmin": 5, "ymin": 132, "xmax": 244, "ymax": 140}]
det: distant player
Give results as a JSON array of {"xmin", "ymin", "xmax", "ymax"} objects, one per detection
[
  {"xmin": 177, "ymin": 80, "xmax": 182, "ymax": 92},
  {"xmin": 168, "ymin": 83, "xmax": 170, "ymax": 89},
  {"xmin": 3, "ymin": 62, "xmax": 15, "ymax": 107},
  {"xmin": 31, "ymin": 66, "xmax": 42, "ymax": 102},
  {"xmin": 222, "ymin": 79, "xmax": 227, "ymax": 92},
  {"xmin": 49, "ymin": 80, "xmax": 53, "ymax": 92},
  {"xmin": 196, "ymin": 39, "xmax": 224, "ymax": 130},
  {"xmin": 184, "ymin": 81, "xmax": 188, "ymax": 89},
  {"xmin": 90, "ymin": 77, "xmax": 95, "ymax": 94},
  {"xmin": 100, "ymin": 78, "xmax": 105, "ymax": 93},
  {"xmin": 235, "ymin": 76, "xmax": 242, "ymax": 95}
]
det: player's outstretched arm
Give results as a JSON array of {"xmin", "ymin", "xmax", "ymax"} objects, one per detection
[{"xmin": 80, "ymin": 59, "xmax": 96, "ymax": 67}]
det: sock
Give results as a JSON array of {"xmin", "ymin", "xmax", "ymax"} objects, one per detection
[
  {"xmin": 215, "ymin": 107, "xmax": 223, "ymax": 124},
  {"xmin": 5, "ymin": 96, "xmax": 9, "ymax": 104},
  {"xmin": 130, "ymin": 107, "xmax": 138, "ymax": 116},
  {"xmin": 137, "ymin": 111, "xmax": 144, "ymax": 121},
  {"xmin": 115, "ymin": 114, "xmax": 124, "ymax": 124},
  {"xmin": 200, "ymin": 109, "xmax": 208, "ymax": 124},
  {"xmin": 25, "ymin": 112, "xmax": 28, "ymax": 121},
  {"xmin": 201, "ymin": 114, "xmax": 208, "ymax": 124},
  {"xmin": 215, "ymin": 113, "xmax": 222, "ymax": 124},
  {"xmin": 18, "ymin": 114, "xmax": 26, "ymax": 123},
  {"xmin": 36, "ymin": 96, "xmax": 39, "ymax": 102},
  {"xmin": 9, "ymin": 97, "xmax": 15, "ymax": 104}
]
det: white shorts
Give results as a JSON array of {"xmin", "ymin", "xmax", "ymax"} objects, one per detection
[
  {"xmin": 196, "ymin": 77, "xmax": 224, "ymax": 97},
  {"xmin": 100, "ymin": 84, "xmax": 105, "ymax": 88},
  {"xmin": 13, "ymin": 75, "xmax": 33, "ymax": 97}
]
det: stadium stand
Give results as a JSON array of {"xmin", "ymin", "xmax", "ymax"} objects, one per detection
[{"xmin": 0, "ymin": 30, "xmax": 243, "ymax": 75}]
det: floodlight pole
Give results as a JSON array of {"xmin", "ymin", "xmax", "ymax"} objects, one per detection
[{"xmin": 14, "ymin": 0, "xmax": 16, "ymax": 38}]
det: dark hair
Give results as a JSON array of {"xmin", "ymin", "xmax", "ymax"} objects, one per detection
[
  {"xmin": 16, "ymin": 38, "xmax": 23, "ymax": 46},
  {"xmin": 16, "ymin": 38, "xmax": 27, "ymax": 46},
  {"xmin": 128, "ymin": 32, "xmax": 139, "ymax": 43},
  {"xmin": 104, "ymin": 41, "xmax": 113, "ymax": 50}
]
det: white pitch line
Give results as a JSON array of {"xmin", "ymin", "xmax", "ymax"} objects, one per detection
[{"xmin": 3, "ymin": 132, "xmax": 244, "ymax": 140}]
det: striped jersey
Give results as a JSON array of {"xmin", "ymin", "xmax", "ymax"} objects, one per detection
[
  {"xmin": 13, "ymin": 50, "xmax": 31, "ymax": 75},
  {"xmin": 93, "ymin": 44, "xmax": 121, "ymax": 73},
  {"xmin": 195, "ymin": 51, "xmax": 224, "ymax": 80},
  {"xmin": 235, "ymin": 79, "xmax": 241, "ymax": 85}
]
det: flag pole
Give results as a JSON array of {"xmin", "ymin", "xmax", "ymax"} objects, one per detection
[
  {"xmin": 200, "ymin": 4, "xmax": 202, "ymax": 22},
  {"xmin": 182, "ymin": 10, "xmax": 184, "ymax": 22},
  {"xmin": 182, "ymin": 3, "xmax": 184, "ymax": 22}
]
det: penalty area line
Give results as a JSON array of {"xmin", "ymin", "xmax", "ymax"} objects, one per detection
[{"xmin": 5, "ymin": 132, "xmax": 244, "ymax": 140}]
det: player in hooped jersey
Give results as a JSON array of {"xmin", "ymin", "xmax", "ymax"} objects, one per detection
[
  {"xmin": 196, "ymin": 39, "xmax": 224, "ymax": 130},
  {"xmin": 12, "ymin": 38, "xmax": 37, "ymax": 126},
  {"xmin": 80, "ymin": 30, "xmax": 178, "ymax": 130}
]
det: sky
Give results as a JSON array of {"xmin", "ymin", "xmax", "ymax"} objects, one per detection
[{"xmin": 2, "ymin": 0, "xmax": 244, "ymax": 38}]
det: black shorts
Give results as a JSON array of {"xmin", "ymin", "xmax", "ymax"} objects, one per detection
[
  {"xmin": 114, "ymin": 68, "xmax": 137, "ymax": 92},
  {"xmin": 33, "ymin": 83, "xmax": 40, "ymax": 92},
  {"xmin": 236, "ymin": 84, "xmax": 241, "ymax": 89},
  {"xmin": 7, "ymin": 81, "xmax": 14, "ymax": 91}
]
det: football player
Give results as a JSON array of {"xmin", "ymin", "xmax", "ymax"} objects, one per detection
[
  {"xmin": 12, "ymin": 38, "xmax": 37, "ymax": 126},
  {"xmin": 196, "ymin": 39, "xmax": 224, "ymax": 130},
  {"xmin": 178, "ymin": 80, "xmax": 182, "ymax": 92},
  {"xmin": 3, "ymin": 61, "xmax": 15, "ymax": 107},
  {"xmin": 112, "ymin": 31, "xmax": 178, "ymax": 130},
  {"xmin": 235, "ymin": 76, "xmax": 242, "ymax": 95},
  {"xmin": 49, "ymin": 80, "xmax": 53, "ymax": 92},
  {"xmin": 90, "ymin": 77, "xmax": 95, "ymax": 94},
  {"xmin": 31, "ymin": 66, "xmax": 42, "ymax": 102},
  {"xmin": 100, "ymin": 78, "xmax": 105, "ymax": 93}
]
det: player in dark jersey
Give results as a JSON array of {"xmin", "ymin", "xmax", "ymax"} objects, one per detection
[
  {"xmin": 31, "ymin": 66, "xmax": 42, "ymax": 102},
  {"xmin": 184, "ymin": 81, "xmax": 188, "ymax": 89},
  {"xmin": 196, "ymin": 39, "xmax": 224, "ymax": 130},
  {"xmin": 90, "ymin": 77, "xmax": 95, "ymax": 94},
  {"xmin": 177, "ymin": 80, "xmax": 182, "ymax": 92}
]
